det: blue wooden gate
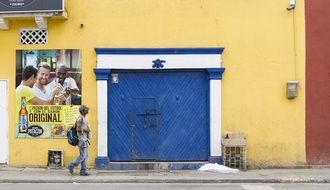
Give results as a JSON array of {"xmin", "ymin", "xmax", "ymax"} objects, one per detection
[{"xmin": 109, "ymin": 70, "xmax": 209, "ymax": 161}]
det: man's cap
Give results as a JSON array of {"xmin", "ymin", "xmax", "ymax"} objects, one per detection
[{"xmin": 79, "ymin": 105, "xmax": 90, "ymax": 112}]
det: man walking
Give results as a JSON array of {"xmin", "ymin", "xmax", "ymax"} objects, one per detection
[{"xmin": 68, "ymin": 105, "xmax": 91, "ymax": 176}]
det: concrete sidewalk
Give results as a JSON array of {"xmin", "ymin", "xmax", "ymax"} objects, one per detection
[{"xmin": 0, "ymin": 166, "xmax": 330, "ymax": 183}]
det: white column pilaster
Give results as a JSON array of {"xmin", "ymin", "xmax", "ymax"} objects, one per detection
[
  {"xmin": 210, "ymin": 79, "xmax": 222, "ymax": 157},
  {"xmin": 97, "ymin": 80, "xmax": 108, "ymax": 157}
]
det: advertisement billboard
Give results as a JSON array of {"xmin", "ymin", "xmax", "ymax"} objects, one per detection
[{"xmin": 15, "ymin": 49, "xmax": 81, "ymax": 138}]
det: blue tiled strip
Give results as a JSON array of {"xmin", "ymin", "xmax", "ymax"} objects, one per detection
[
  {"xmin": 101, "ymin": 162, "xmax": 208, "ymax": 170},
  {"xmin": 94, "ymin": 68, "xmax": 111, "ymax": 80},
  {"xmin": 209, "ymin": 156, "xmax": 223, "ymax": 164},
  {"xmin": 95, "ymin": 48, "xmax": 224, "ymax": 55},
  {"xmin": 95, "ymin": 156, "xmax": 110, "ymax": 169},
  {"xmin": 207, "ymin": 68, "xmax": 225, "ymax": 80}
]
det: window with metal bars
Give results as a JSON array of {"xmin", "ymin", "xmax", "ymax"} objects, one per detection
[{"xmin": 20, "ymin": 29, "xmax": 48, "ymax": 45}]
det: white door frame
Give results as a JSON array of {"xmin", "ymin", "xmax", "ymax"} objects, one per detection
[
  {"xmin": 93, "ymin": 48, "xmax": 225, "ymax": 167},
  {"xmin": 0, "ymin": 80, "xmax": 9, "ymax": 164}
]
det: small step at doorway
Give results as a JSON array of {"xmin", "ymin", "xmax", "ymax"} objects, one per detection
[{"xmin": 98, "ymin": 162, "xmax": 208, "ymax": 170}]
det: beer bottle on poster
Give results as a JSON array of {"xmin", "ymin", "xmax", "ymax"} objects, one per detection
[{"xmin": 19, "ymin": 96, "xmax": 28, "ymax": 133}]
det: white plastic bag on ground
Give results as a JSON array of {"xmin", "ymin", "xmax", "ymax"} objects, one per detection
[{"xmin": 198, "ymin": 163, "xmax": 239, "ymax": 173}]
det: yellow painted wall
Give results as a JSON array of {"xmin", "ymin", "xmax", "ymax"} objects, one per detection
[{"xmin": 0, "ymin": 0, "xmax": 305, "ymax": 167}]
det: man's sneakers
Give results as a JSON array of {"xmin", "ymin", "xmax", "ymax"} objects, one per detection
[
  {"xmin": 80, "ymin": 172, "xmax": 90, "ymax": 176},
  {"xmin": 68, "ymin": 164, "xmax": 90, "ymax": 176},
  {"xmin": 68, "ymin": 165, "xmax": 74, "ymax": 175}
]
